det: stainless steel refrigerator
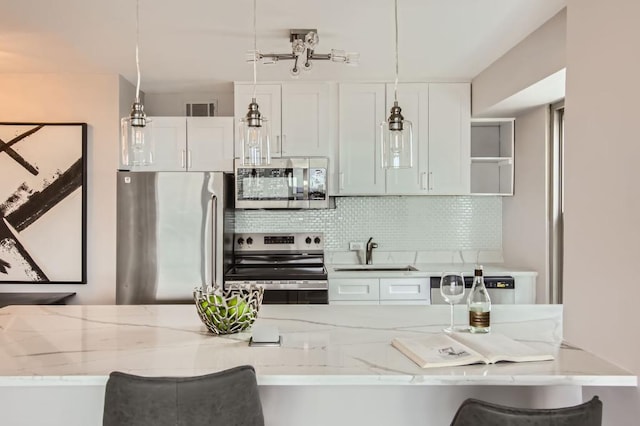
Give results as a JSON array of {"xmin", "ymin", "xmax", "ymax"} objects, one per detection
[{"xmin": 116, "ymin": 172, "xmax": 234, "ymax": 304}]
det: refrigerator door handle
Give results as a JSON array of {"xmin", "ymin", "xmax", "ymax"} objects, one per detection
[{"xmin": 210, "ymin": 194, "xmax": 218, "ymax": 289}]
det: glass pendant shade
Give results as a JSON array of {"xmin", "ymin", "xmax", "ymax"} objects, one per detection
[
  {"xmin": 121, "ymin": 102, "xmax": 154, "ymax": 167},
  {"xmin": 380, "ymin": 102, "xmax": 413, "ymax": 169},
  {"xmin": 240, "ymin": 98, "xmax": 271, "ymax": 166}
]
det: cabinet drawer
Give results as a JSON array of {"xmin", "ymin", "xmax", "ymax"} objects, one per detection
[
  {"xmin": 329, "ymin": 278, "xmax": 379, "ymax": 301},
  {"xmin": 380, "ymin": 278, "xmax": 430, "ymax": 301}
]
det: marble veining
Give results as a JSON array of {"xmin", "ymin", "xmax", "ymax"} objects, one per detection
[{"xmin": 0, "ymin": 304, "xmax": 635, "ymax": 387}]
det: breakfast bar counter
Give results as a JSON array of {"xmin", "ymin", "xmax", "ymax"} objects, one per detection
[{"xmin": 0, "ymin": 304, "xmax": 635, "ymax": 425}]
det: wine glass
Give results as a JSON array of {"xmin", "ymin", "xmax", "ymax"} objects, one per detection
[{"xmin": 440, "ymin": 272, "xmax": 466, "ymax": 333}]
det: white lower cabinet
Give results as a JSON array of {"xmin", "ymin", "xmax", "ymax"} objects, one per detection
[
  {"xmin": 329, "ymin": 277, "xmax": 430, "ymax": 305},
  {"xmin": 379, "ymin": 278, "xmax": 430, "ymax": 305},
  {"xmin": 329, "ymin": 278, "xmax": 379, "ymax": 303}
]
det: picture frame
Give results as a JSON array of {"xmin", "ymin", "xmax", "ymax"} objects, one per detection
[{"xmin": 0, "ymin": 122, "xmax": 87, "ymax": 284}]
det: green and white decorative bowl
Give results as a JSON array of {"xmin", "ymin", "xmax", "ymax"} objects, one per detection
[{"xmin": 194, "ymin": 285, "xmax": 264, "ymax": 335}]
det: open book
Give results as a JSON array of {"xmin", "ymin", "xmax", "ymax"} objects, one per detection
[{"xmin": 392, "ymin": 332, "xmax": 554, "ymax": 369}]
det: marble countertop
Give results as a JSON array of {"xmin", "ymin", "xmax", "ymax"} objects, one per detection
[{"xmin": 0, "ymin": 304, "xmax": 634, "ymax": 387}]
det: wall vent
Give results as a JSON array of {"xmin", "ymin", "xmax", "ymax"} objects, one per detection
[{"xmin": 186, "ymin": 102, "xmax": 217, "ymax": 117}]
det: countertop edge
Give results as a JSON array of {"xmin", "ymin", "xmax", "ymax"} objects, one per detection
[{"xmin": 0, "ymin": 374, "xmax": 635, "ymax": 387}]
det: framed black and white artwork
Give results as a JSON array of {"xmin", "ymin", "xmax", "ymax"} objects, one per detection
[{"xmin": 0, "ymin": 123, "xmax": 87, "ymax": 284}]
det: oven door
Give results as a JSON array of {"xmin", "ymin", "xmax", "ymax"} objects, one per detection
[{"xmin": 262, "ymin": 289, "xmax": 328, "ymax": 305}]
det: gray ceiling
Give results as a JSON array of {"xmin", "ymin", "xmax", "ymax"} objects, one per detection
[{"xmin": 0, "ymin": 0, "xmax": 566, "ymax": 93}]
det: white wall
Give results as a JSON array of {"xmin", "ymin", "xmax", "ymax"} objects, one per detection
[
  {"xmin": 564, "ymin": 0, "xmax": 640, "ymax": 424},
  {"xmin": 0, "ymin": 73, "xmax": 124, "ymax": 304},
  {"xmin": 502, "ymin": 106, "xmax": 549, "ymax": 303},
  {"xmin": 472, "ymin": 9, "xmax": 566, "ymax": 116}
]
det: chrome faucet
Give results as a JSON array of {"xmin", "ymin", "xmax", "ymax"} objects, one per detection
[{"xmin": 365, "ymin": 237, "xmax": 378, "ymax": 265}]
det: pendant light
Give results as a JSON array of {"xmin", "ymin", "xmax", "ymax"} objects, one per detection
[
  {"xmin": 239, "ymin": 0, "xmax": 270, "ymax": 166},
  {"xmin": 380, "ymin": 0, "xmax": 413, "ymax": 169},
  {"xmin": 120, "ymin": 0, "xmax": 153, "ymax": 167}
]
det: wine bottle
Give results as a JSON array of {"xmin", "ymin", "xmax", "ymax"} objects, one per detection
[{"xmin": 467, "ymin": 265, "xmax": 491, "ymax": 333}]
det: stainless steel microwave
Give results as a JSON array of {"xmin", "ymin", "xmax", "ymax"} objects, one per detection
[{"xmin": 234, "ymin": 157, "xmax": 330, "ymax": 209}]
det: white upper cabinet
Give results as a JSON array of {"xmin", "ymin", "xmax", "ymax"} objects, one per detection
[
  {"xmin": 126, "ymin": 117, "xmax": 234, "ymax": 172},
  {"xmin": 139, "ymin": 117, "xmax": 187, "ymax": 171},
  {"xmin": 234, "ymin": 82, "xmax": 333, "ymax": 159},
  {"xmin": 427, "ymin": 83, "xmax": 471, "ymax": 195},
  {"xmin": 234, "ymin": 84, "xmax": 282, "ymax": 157},
  {"xmin": 338, "ymin": 83, "xmax": 386, "ymax": 195},
  {"xmin": 186, "ymin": 117, "xmax": 234, "ymax": 172},
  {"xmin": 281, "ymin": 83, "xmax": 330, "ymax": 157},
  {"xmin": 385, "ymin": 83, "xmax": 429, "ymax": 194},
  {"xmin": 336, "ymin": 82, "xmax": 470, "ymax": 196}
]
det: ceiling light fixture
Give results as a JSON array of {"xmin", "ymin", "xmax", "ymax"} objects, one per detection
[
  {"xmin": 380, "ymin": 0, "xmax": 413, "ymax": 169},
  {"xmin": 120, "ymin": 0, "xmax": 153, "ymax": 167},
  {"xmin": 240, "ymin": 0, "xmax": 271, "ymax": 166},
  {"xmin": 253, "ymin": 29, "xmax": 359, "ymax": 78}
]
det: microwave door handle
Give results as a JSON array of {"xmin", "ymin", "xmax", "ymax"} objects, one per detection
[{"xmin": 303, "ymin": 166, "xmax": 309, "ymax": 202}]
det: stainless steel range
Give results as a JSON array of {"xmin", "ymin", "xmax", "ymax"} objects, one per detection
[{"xmin": 224, "ymin": 233, "xmax": 328, "ymax": 304}]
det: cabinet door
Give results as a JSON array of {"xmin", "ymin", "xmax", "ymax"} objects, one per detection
[
  {"xmin": 142, "ymin": 117, "xmax": 187, "ymax": 171},
  {"xmin": 338, "ymin": 84, "xmax": 385, "ymax": 195},
  {"xmin": 428, "ymin": 83, "xmax": 470, "ymax": 194},
  {"xmin": 281, "ymin": 83, "xmax": 330, "ymax": 157},
  {"xmin": 234, "ymin": 84, "xmax": 282, "ymax": 158},
  {"xmin": 186, "ymin": 117, "xmax": 234, "ymax": 172},
  {"xmin": 380, "ymin": 278, "xmax": 430, "ymax": 303},
  {"xmin": 385, "ymin": 83, "xmax": 429, "ymax": 194},
  {"xmin": 329, "ymin": 278, "xmax": 379, "ymax": 302}
]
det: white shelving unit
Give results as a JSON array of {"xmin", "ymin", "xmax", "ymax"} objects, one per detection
[{"xmin": 470, "ymin": 118, "xmax": 514, "ymax": 196}]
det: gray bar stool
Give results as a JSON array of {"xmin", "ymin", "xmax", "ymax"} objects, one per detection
[
  {"xmin": 450, "ymin": 396, "xmax": 602, "ymax": 426},
  {"xmin": 103, "ymin": 365, "xmax": 264, "ymax": 426}
]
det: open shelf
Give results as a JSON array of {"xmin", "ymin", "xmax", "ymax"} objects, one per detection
[{"xmin": 470, "ymin": 118, "xmax": 514, "ymax": 196}]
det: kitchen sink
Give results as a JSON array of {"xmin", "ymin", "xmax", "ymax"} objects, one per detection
[{"xmin": 334, "ymin": 266, "xmax": 418, "ymax": 272}]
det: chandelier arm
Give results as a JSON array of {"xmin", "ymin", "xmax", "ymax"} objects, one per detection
[
  {"xmin": 261, "ymin": 53, "xmax": 296, "ymax": 60},
  {"xmin": 292, "ymin": 56, "xmax": 300, "ymax": 73},
  {"xmin": 308, "ymin": 53, "xmax": 331, "ymax": 61}
]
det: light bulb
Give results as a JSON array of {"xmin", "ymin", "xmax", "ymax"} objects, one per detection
[
  {"xmin": 290, "ymin": 66, "xmax": 301, "ymax": 78},
  {"xmin": 346, "ymin": 52, "xmax": 360, "ymax": 66},
  {"xmin": 303, "ymin": 61, "xmax": 313, "ymax": 71},
  {"xmin": 330, "ymin": 49, "xmax": 346, "ymax": 62},
  {"xmin": 292, "ymin": 39, "xmax": 305, "ymax": 55},
  {"xmin": 389, "ymin": 130, "xmax": 404, "ymax": 168}
]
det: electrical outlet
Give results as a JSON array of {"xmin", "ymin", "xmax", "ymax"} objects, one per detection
[{"xmin": 349, "ymin": 241, "xmax": 365, "ymax": 251}]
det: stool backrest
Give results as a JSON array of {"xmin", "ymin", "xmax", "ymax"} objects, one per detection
[
  {"xmin": 450, "ymin": 396, "xmax": 602, "ymax": 426},
  {"xmin": 103, "ymin": 365, "xmax": 264, "ymax": 426}
]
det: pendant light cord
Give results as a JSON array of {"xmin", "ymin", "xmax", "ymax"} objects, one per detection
[
  {"xmin": 394, "ymin": 0, "xmax": 399, "ymax": 103},
  {"xmin": 252, "ymin": 0, "xmax": 257, "ymax": 99},
  {"xmin": 135, "ymin": 0, "xmax": 141, "ymax": 103}
]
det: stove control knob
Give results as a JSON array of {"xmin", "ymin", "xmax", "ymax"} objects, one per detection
[
  {"xmin": 305, "ymin": 237, "xmax": 312, "ymax": 244},
  {"xmin": 246, "ymin": 237, "xmax": 253, "ymax": 245},
  {"xmin": 314, "ymin": 237, "xmax": 321, "ymax": 244},
  {"xmin": 237, "ymin": 237, "xmax": 245, "ymax": 245}
]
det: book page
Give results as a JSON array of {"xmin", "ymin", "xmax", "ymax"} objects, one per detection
[
  {"xmin": 392, "ymin": 334, "xmax": 487, "ymax": 368},
  {"xmin": 449, "ymin": 332, "xmax": 554, "ymax": 364}
]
